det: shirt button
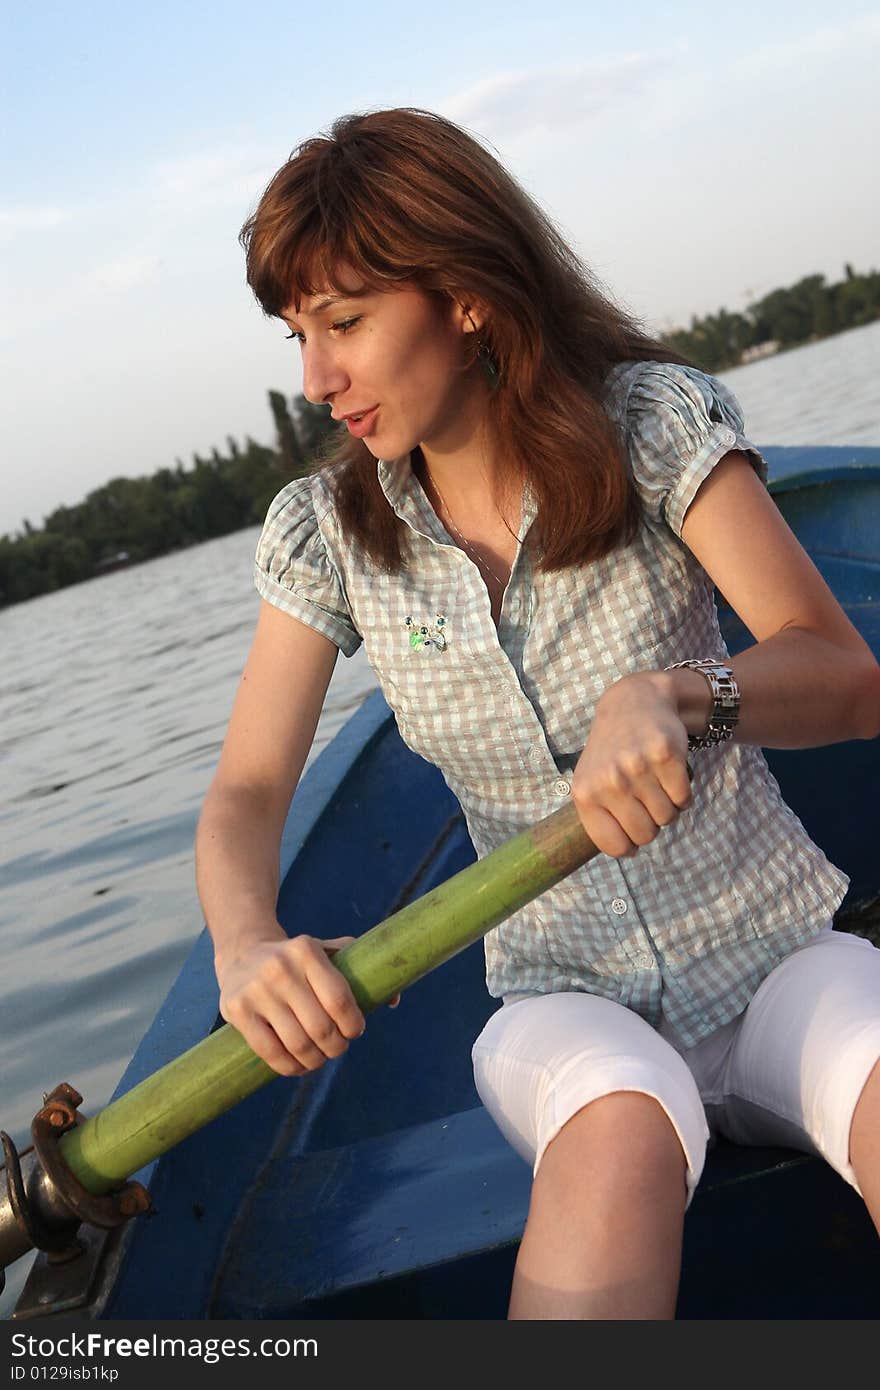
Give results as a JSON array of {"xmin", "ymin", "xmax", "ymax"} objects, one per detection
[
  {"xmin": 610, "ymin": 897, "xmax": 628, "ymax": 916},
  {"xmin": 528, "ymin": 746, "xmax": 544, "ymax": 764},
  {"xmin": 553, "ymin": 778, "xmax": 571, "ymax": 797},
  {"xmin": 634, "ymin": 953, "xmax": 654, "ymax": 970}
]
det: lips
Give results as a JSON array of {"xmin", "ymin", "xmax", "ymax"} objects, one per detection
[{"xmin": 341, "ymin": 405, "xmax": 379, "ymax": 439}]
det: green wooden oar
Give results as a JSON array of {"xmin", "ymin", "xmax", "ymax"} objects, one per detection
[{"xmin": 45, "ymin": 802, "xmax": 596, "ymax": 1198}]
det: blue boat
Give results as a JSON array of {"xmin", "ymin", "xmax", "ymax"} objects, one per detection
[{"xmin": 13, "ymin": 446, "xmax": 880, "ymax": 1320}]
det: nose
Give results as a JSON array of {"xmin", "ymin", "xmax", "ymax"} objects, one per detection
[{"xmin": 301, "ymin": 339, "xmax": 350, "ymax": 407}]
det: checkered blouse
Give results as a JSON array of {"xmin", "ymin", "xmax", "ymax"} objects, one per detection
[{"xmin": 254, "ymin": 360, "xmax": 848, "ymax": 1047}]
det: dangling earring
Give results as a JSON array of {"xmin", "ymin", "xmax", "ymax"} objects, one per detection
[{"xmin": 477, "ymin": 338, "xmax": 500, "ymax": 390}]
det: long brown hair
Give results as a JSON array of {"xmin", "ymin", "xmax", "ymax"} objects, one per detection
[{"xmin": 240, "ymin": 108, "xmax": 693, "ymax": 572}]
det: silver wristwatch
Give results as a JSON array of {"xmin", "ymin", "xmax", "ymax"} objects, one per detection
[{"xmin": 666, "ymin": 659, "xmax": 741, "ymax": 750}]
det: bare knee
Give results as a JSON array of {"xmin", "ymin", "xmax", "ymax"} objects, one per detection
[
  {"xmin": 513, "ymin": 1090, "xmax": 688, "ymax": 1319},
  {"xmin": 548, "ymin": 1088, "xmax": 685, "ymax": 1154},
  {"xmin": 538, "ymin": 1090, "xmax": 688, "ymax": 1203}
]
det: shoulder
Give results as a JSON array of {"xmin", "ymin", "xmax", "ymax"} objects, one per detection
[
  {"xmin": 260, "ymin": 471, "xmax": 314, "ymax": 528},
  {"xmin": 260, "ymin": 469, "xmax": 338, "ymax": 532},
  {"xmin": 254, "ymin": 469, "xmax": 345, "ymax": 591},
  {"xmin": 256, "ymin": 470, "xmax": 342, "ymax": 561},
  {"xmin": 602, "ymin": 360, "xmax": 768, "ymax": 537},
  {"xmin": 602, "ymin": 360, "xmax": 745, "ymax": 440},
  {"xmin": 253, "ymin": 469, "xmax": 361, "ymax": 655}
]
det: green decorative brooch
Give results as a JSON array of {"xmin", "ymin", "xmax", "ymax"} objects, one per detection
[{"xmin": 405, "ymin": 614, "xmax": 448, "ymax": 652}]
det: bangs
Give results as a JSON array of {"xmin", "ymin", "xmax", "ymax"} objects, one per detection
[
  {"xmin": 242, "ymin": 163, "xmax": 415, "ymax": 319},
  {"xmin": 269, "ymin": 227, "xmax": 386, "ymax": 317}
]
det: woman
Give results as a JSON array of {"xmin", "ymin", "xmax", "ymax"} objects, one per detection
[{"xmin": 195, "ymin": 108, "xmax": 880, "ymax": 1319}]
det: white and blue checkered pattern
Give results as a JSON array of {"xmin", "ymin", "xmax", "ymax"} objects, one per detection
[{"xmin": 255, "ymin": 361, "xmax": 849, "ymax": 1048}]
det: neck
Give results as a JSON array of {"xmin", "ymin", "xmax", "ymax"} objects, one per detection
[
  {"xmin": 414, "ymin": 423, "xmax": 522, "ymax": 517},
  {"xmin": 414, "ymin": 450, "xmax": 522, "ymax": 547},
  {"xmin": 414, "ymin": 373, "xmax": 501, "ymax": 494},
  {"xmin": 414, "ymin": 448, "xmax": 494, "ymax": 507}
]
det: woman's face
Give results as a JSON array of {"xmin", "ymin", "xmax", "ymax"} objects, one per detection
[{"xmin": 281, "ymin": 276, "xmax": 488, "ymax": 461}]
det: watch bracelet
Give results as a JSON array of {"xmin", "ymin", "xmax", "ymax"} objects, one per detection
[{"xmin": 666, "ymin": 658, "xmax": 741, "ymax": 750}]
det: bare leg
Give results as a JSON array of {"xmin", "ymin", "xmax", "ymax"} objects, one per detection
[
  {"xmin": 849, "ymin": 1056, "xmax": 880, "ymax": 1232},
  {"xmin": 508, "ymin": 1091, "xmax": 688, "ymax": 1320}
]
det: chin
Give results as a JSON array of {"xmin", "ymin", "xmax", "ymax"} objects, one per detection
[{"xmin": 364, "ymin": 432, "xmax": 415, "ymax": 462}]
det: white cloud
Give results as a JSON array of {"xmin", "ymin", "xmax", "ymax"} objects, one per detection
[
  {"xmin": 0, "ymin": 204, "xmax": 75, "ymax": 241},
  {"xmin": 443, "ymin": 48, "xmax": 681, "ymax": 142},
  {"xmin": 0, "ymin": 250, "xmax": 166, "ymax": 339},
  {"xmin": 734, "ymin": 12, "xmax": 880, "ymax": 77},
  {"xmin": 2, "ymin": 139, "xmax": 281, "ymax": 336},
  {"xmin": 151, "ymin": 143, "xmax": 280, "ymax": 214},
  {"xmin": 86, "ymin": 253, "xmax": 163, "ymax": 294}
]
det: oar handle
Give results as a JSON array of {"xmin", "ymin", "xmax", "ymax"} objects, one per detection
[
  {"xmin": 335, "ymin": 799, "xmax": 595, "ymax": 1010},
  {"xmin": 53, "ymin": 802, "xmax": 597, "ymax": 1193}
]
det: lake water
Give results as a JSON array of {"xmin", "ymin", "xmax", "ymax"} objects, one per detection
[{"xmin": 1, "ymin": 318, "xmax": 878, "ymax": 1314}]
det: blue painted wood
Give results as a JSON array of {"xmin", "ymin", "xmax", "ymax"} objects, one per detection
[
  {"xmin": 212, "ymin": 1107, "xmax": 531, "ymax": 1318},
  {"xmin": 762, "ymin": 444, "xmax": 880, "ymax": 486},
  {"xmin": 20, "ymin": 446, "xmax": 880, "ymax": 1321}
]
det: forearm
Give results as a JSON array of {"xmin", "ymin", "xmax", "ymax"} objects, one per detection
[
  {"xmin": 658, "ymin": 627, "xmax": 880, "ymax": 750},
  {"xmin": 195, "ymin": 785, "xmax": 289, "ymax": 971}
]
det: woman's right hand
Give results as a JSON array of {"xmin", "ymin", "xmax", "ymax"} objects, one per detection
[{"xmin": 216, "ymin": 931, "xmax": 366, "ymax": 1076}]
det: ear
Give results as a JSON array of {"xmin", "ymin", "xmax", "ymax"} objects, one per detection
[{"xmin": 452, "ymin": 297, "xmax": 488, "ymax": 335}]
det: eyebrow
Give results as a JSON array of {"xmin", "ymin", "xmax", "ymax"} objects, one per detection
[
  {"xmin": 313, "ymin": 294, "xmax": 349, "ymax": 314},
  {"xmin": 288, "ymin": 290, "xmax": 367, "ymax": 322}
]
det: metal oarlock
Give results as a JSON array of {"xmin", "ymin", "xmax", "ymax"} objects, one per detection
[{"xmin": 0, "ymin": 1083, "xmax": 151, "ymax": 1293}]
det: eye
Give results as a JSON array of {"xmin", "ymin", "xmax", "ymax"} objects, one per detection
[{"xmin": 284, "ymin": 315, "xmax": 360, "ymax": 344}]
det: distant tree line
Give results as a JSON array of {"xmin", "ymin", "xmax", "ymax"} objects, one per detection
[
  {"xmin": 661, "ymin": 264, "xmax": 880, "ymax": 371},
  {"xmin": 0, "ymin": 395, "xmax": 338, "ymax": 608}
]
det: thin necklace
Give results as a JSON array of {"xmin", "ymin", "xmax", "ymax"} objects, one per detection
[{"xmin": 425, "ymin": 470, "xmax": 509, "ymax": 588}]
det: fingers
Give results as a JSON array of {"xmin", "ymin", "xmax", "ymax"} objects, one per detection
[
  {"xmin": 240, "ymin": 1014, "xmax": 308, "ymax": 1078},
  {"xmin": 571, "ymin": 748, "xmax": 693, "ymax": 859},
  {"xmin": 605, "ymin": 774, "xmax": 687, "ymax": 841},
  {"xmin": 218, "ymin": 928, "xmax": 404, "ymax": 1078},
  {"xmin": 285, "ymin": 934, "xmax": 366, "ymax": 1045},
  {"xmin": 256, "ymin": 991, "xmax": 354, "ymax": 1073},
  {"xmin": 219, "ymin": 934, "xmax": 366, "ymax": 1077},
  {"xmin": 322, "ymin": 936, "xmax": 357, "ymax": 955},
  {"xmin": 323, "ymin": 937, "xmax": 401, "ymax": 1008},
  {"xmin": 323, "ymin": 936, "xmax": 401, "ymax": 1010}
]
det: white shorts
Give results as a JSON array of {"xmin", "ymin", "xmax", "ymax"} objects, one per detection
[{"xmin": 471, "ymin": 928, "xmax": 880, "ymax": 1206}]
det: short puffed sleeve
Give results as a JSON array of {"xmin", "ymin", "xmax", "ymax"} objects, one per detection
[
  {"xmin": 254, "ymin": 477, "xmax": 362, "ymax": 656},
  {"xmin": 621, "ymin": 362, "xmax": 769, "ymax": 538}
]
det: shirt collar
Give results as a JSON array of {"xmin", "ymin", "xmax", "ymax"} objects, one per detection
[
  {"xmin": 377, "ymin": 453, "xmax": 413, "ymax": 511},
  {"xmin": 377, "ymin": 453, "xmax": 446, "ymax": 544}
]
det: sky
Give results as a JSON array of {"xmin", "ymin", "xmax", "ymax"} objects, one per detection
[{"xmin": 2, "ymin": 0, "xmax": 878, "ymax": 534}]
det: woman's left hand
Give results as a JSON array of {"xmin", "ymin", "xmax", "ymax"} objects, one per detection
[{"xmin": 570, "ymin": 672, "xmax": 694, "ymax": 859}]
